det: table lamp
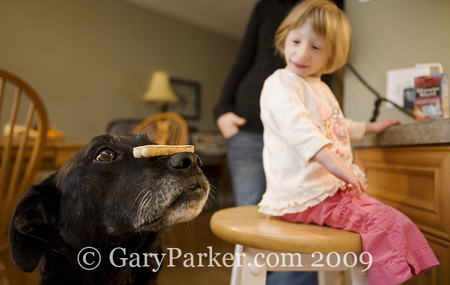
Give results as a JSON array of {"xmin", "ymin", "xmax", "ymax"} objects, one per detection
[{"xmin": 142, "ymin": 70, "xmax": 178, "ymax": 112}]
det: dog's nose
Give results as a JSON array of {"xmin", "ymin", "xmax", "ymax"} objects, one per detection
[{"xmin": 168, "ymin": 152, "xmax": 202, "ymax": 170}]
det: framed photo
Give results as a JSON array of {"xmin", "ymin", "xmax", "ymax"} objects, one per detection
[{"xmin": 168, "ymin": 78, "xmax": 201, "ymax": 120}]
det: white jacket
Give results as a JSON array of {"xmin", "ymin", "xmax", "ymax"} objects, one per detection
[{"xmin": 259, "ymin": 69, "xmax": 366, "ymax": 216}]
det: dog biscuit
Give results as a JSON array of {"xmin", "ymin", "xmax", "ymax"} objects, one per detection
[{"xmin": 133, "ymin": 145, "xmax": 194, "ymax": 158}]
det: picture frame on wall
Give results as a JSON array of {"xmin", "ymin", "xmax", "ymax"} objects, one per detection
[{"xmin": 168, "ymin": 78, "xmax": 201, "ymax": 120}]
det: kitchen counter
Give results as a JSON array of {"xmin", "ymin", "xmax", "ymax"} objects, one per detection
[{"xmin": 356, "ymin": 118, "xmax": 450, "ymax": 147}]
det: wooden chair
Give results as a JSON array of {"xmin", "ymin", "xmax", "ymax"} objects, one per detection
[
  {"xmin": 0, "ymin": 68, "xmax": 48, "ymax": 285},
  {"xmin": 210, "ymin": 206, "xmax": 369, "ymax": 285},
  {"xmin": 133, "ymin": 112, "xmax": 188, "ymax": 145}
]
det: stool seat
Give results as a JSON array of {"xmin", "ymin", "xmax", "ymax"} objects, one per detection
[{"xmin": 211, "ymin": 205, "xmax": 362, "ymax": 254}]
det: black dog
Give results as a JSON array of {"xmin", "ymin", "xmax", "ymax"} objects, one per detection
[{"xmin": 9, "ymin": 133, "xmax": 210, "ymax": 284}]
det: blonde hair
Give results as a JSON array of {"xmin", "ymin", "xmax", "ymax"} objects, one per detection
[{"xmin": 275, "ymin": 0, "xmax": 351, "ymax": 74}]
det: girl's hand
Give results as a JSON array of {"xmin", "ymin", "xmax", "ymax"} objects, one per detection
[
  {"xmin": 314, "ymin": 147, "xmax": 365, "ymax": 198},
  {"xmin": 216, "ymin": 112, "xmax": 247, "ymax": 139},
  {"xmin": 365, "ymin": 119, "xmax": 401, "ymax": 134},
  {"xmin": 334, "ymin": 166, "xmax": 366, "ymax": 199}
]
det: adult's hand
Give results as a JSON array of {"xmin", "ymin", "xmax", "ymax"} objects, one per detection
[{"xmin": 216, "ymin": 112, "xmax": 247, "ymax": 139}]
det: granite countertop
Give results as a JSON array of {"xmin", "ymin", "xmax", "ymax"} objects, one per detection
[{"xmin": 355, "ymin": 118, "xmax": 450, "ymax": 147}]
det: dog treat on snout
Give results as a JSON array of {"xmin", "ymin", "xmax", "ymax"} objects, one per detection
[{"xmin": 133, "ymin": 145, "xmax": 195, "ymax": 158}]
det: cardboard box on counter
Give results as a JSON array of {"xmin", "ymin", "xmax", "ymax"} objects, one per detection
[{"xmin": 414, "ymin": 73, "xmax": 449, "ymax": 119}]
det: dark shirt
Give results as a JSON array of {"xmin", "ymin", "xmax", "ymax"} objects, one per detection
[{"xmin": 213, "ymin": 0, "xmax": 299, "ymax": 134}]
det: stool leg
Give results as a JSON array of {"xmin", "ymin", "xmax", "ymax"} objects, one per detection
[
  {"xmin": 230, "ymin": 244, "xmax": 244, "ymax": 285},
  {"xmin": 240, "ymin": 247, "xmax": 267, "ymax": 285},
  {"xmin": 349, "ymin": 266, "xmax": 369, "ymax": 285}
]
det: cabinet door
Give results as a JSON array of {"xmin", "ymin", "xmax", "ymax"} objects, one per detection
[
  {"xmin": 354, "ymin": 146, "xmax": 450, "ymax": 240},
  {"xmin": 354, "ymin": 146, "xmax": 450, "ymax": 285}
]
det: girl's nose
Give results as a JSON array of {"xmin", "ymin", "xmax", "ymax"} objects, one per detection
[{"xmin": 296, "ymin": 45, "xmax": 310, "ymax": 60}]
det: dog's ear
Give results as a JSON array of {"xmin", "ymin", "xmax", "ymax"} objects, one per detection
[{"xmin": 9, "ymin": 176, "xmax": 60, "ymax": 272}]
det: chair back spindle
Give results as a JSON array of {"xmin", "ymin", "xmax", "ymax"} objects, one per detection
[{"xmin": 0, "ymin": 68, "xmax": 48, "ymax": 284}]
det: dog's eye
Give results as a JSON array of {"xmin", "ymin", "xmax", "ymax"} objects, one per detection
[{"xmin": 95, "ymin": 149, "xmax": 116, "ymax": 162}]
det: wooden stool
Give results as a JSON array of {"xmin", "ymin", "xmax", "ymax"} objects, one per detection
[{"xmin": 210, "ymin": 206, "xmax": 369, "ymax": 285}]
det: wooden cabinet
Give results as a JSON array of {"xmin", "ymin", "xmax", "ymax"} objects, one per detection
[{"xmin": 354, "ymin": 146, "xmax": 450, "ymax": 285}]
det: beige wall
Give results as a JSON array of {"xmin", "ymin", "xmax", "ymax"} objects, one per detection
[
  {"xmin": 3, "ymin": 0, "xmax": 448, "ymax": 142},
  {"xmin": 0, "ymin": 0, "xmax": 240, "ymax": 142},
  {"xmin": 344, "ymin": 0, "xmax": 450, "ymax": 123}
]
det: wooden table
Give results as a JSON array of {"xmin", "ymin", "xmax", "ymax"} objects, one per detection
[
  {"xmin": 0, "ymin": 142, "xmax": 85, "ymax": 170},
  {"xmin": 39, "ymin": 142, "xmax": 85, "ymax": 169}
]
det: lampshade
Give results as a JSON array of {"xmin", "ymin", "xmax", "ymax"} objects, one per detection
[{"xmin": 142, "ymin": 70, "xmax": 178, "ymax": 103}]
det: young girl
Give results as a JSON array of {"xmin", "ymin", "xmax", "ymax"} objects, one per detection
[{"xmin": 258, "ymin": 0, "xmax": 439, "ymax": 284}]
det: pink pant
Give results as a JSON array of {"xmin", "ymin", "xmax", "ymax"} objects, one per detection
[{"xmin": 283, "ymin": 190, "xmax": 439, "ymax": 285}]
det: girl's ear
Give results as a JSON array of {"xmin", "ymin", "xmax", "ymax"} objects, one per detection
[{"xmin": 9, "ymin": 177, "xmax": 60, "ymax": 272}]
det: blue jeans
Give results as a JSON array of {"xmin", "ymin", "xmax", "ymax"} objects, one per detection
[
  {"xmin": 266, "ymin": 271, "xmax": 318, "ymax": 284},
  {"xmin": 226, "ymin": 131, "xmax": 318, "ymax": 285},
  {"xmin": 226, "ymin": 131, "xmax": 266, "ymax": 206}
]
